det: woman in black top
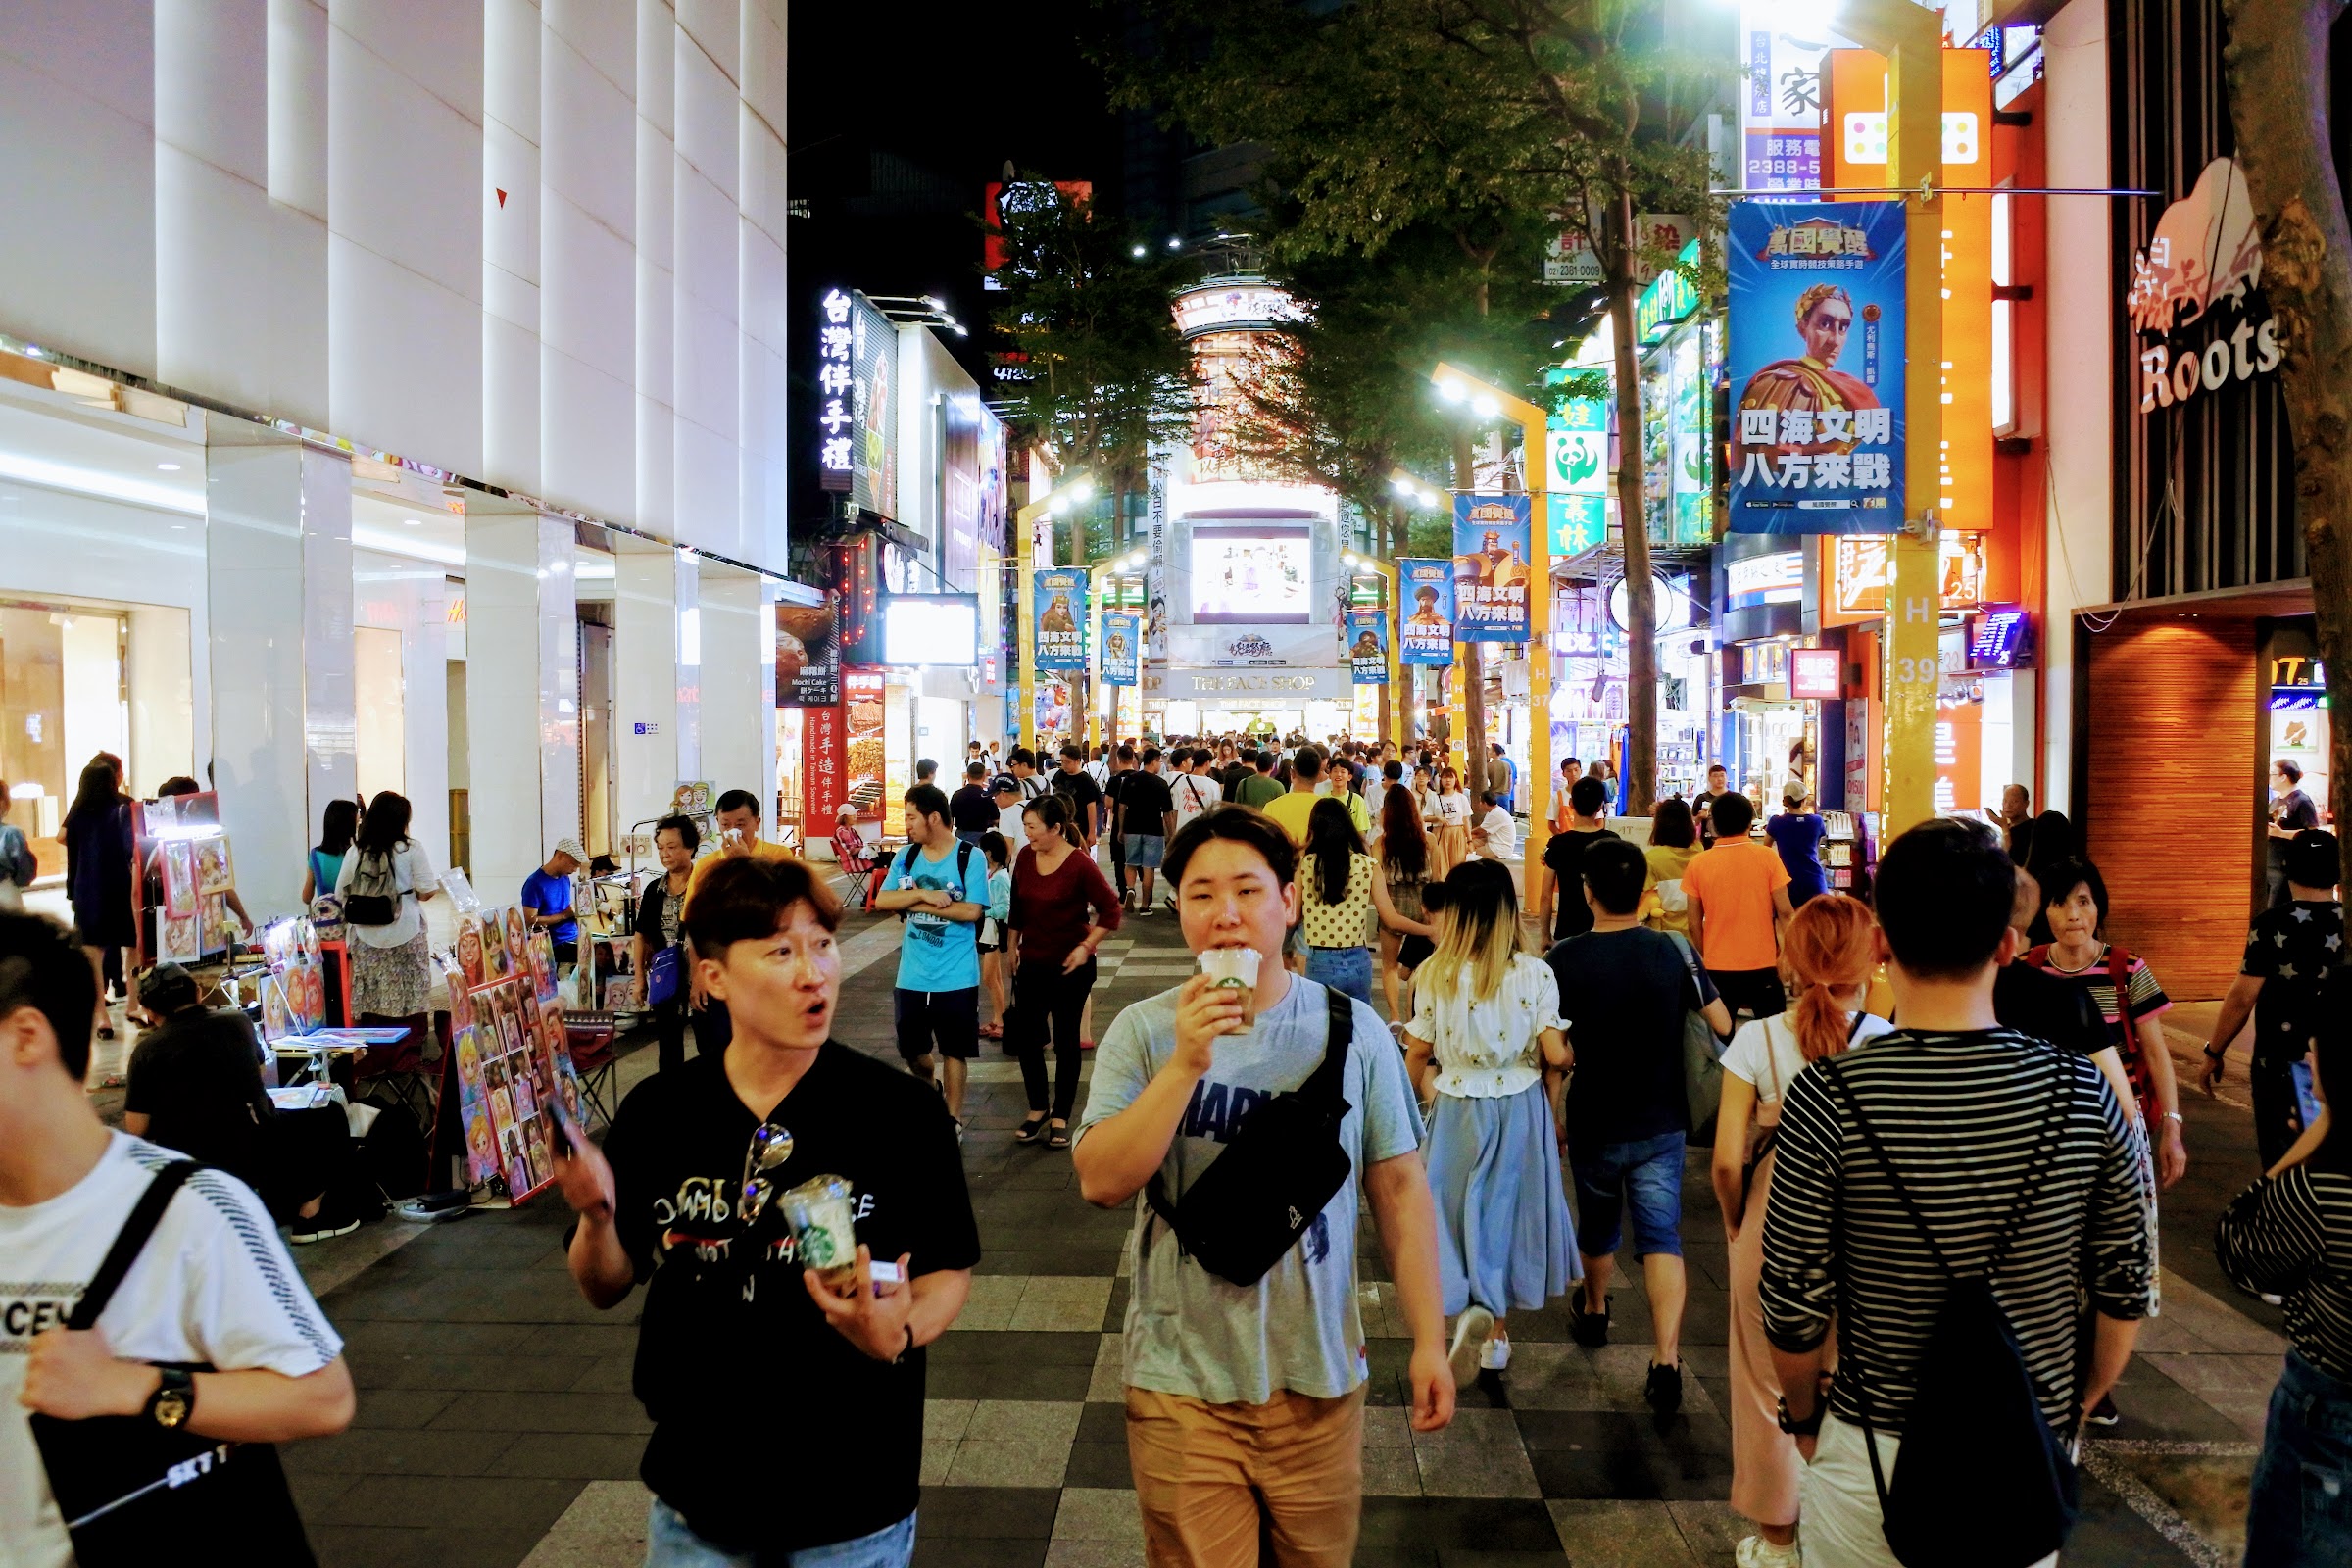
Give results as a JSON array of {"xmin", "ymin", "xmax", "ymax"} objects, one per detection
[
  {"xmin": 63, "ymin": 759, "xmax": 133, "ymax": 1054},
  {"xmin": 632, "ymin": 813, "xmax": 702, "ymax": 1074},
  {"xmin": 2218, "ymin": 987, "xmax": 2352, "ymax": 1568}
]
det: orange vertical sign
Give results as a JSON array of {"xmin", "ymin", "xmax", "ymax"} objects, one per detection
[{"xmin": 1821, "ymin": 48, "xmax": 1993, "ymax": 533}]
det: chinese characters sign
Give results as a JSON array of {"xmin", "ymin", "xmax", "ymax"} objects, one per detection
[
  {"xmin": 1101, "ymin": 612, "xmax": 1141, "ymax": 687},
  {"xmin": 1346, "ymin": 611, "xmax": 1389, "ymax": 685},
  {"xmin": 1728, "ymin": 201, "xmax": 1906, "ymax": 534},
  {"xmin": 1740, "ymin": 0, "xmax": 1848, "ymax": 196},
  {"xmin": 1398, "ymin": 560, "xmax": 1454, "ymax": 665},
  {"xmin": 1032, "ymin": 570, "xmax": 1088, "ymax": 671},
  {"xmin": 815, "ymin": 288, "xmax": 898, "ymax": 517},
  {"xmin": 1547, "ymin": 397, "xmax": 1608, "ymax": 560},
  {"xmin": 774, "ymin": 600, "xmax": 841, "ymax": 708},
  {"xmin": 1451, "ymin": 496, "xmax": 1532, "ymax": 643}
]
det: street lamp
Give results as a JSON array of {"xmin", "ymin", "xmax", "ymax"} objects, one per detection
[{"xmin": 1428, "ymin": 363, "xmax": 1555, "ymax": 869}]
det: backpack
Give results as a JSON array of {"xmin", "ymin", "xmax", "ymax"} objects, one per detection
[
  {"xmin": 343, "ymin": 848, "xmax": 404, "ymax": 927},
  {"xmin": 1817, "ymin": 1053, "xmax": 2082, "ymax": 1568},
  {"xmin": 887, "ymin": 841, "xmax": 978, "ymax": 924},
  {"xmin": 1145, "ymin": 988, "xmax": 1355, "ymax": 1287}
]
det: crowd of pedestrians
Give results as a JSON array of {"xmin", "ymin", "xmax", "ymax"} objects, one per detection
[{"xmin": 7, "ymin": 729, "xmax": 2351, "ymax": 1568}]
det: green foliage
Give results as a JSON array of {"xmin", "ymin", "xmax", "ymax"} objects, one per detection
[{"xmin": 985, "ymin": 178, "xmax": 1196, "ymax": 500}]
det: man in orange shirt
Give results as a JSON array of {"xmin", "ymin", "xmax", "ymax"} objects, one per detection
[{"xmin": 1681, "ymin": 790, "xmax": 1795, "ymax": 1023}]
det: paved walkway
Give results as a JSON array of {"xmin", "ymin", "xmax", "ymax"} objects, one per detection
[{"xmin": 263, "ymin": 900, "xmax": 2282, "ymax": 1567}]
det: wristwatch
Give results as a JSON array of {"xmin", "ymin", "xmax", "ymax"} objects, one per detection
[
  {"xmin": 147, "ymin": 1367, "xmax": 196, "ymax": 1430},
  {"xmin": 1776, "ymin": 1393, "xmax": 1824, "ymax": 1437}
]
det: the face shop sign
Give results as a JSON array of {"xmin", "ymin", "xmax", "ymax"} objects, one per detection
[
  {"xmin": 1144, "ymin": 668, "xmax": 1343, "ymax": 698},
  {"xmin": 2129, "ymin": 158, "xmax": 2281, "ymax": 414}
]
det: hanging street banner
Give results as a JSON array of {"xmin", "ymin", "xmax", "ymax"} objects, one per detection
[
  {"xmin": 1345, "ymin": 610, "xmax": 1389, "ymax": 685},
  {"xmin": 1398, "ymin": 559, "xmax": 1455, "ymax": 665},
  {"xmin": 1101, "ymin": 612, "xmax": 1141, "ymax": 687},
  {"xmin": 1032, "ymin": 569, "xmax": 1088, "ymax": 670},
  {"xmin": 1727, "ymin": 200, "xmax": 1906, "ymax": 534},
  {"xmin": 1451, "ymin": 495, "xmax": 1534, "ymax": 643},
  {"xmin": 1547, "ymin": 394, "xmax": 1610, "ymax": 559}
]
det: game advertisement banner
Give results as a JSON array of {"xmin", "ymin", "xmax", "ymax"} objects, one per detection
[
  {"xmin": 1345, "ymin": 610, "xmax": 1389, "ymax": 684},
  {"xmin": 1033, "ymin": 569, "xmax": 1088, "ymax": 670},
  {"xmin": 1398, "ymin": 560, "xmax": 1455, "ymax": 665},
  {"xmin": 1102, "ymin": 612, "xmax": 1141, "ymax": 686},
  {"xmin": 1450, "ymin": 496, "xmax": 1533, "ymax": 642},
  {"xmin": 1727, "ymin": 200, "xmax": 1906, "ymax": 533}
]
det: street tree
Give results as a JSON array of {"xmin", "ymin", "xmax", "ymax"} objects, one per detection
[
  {"xmin": 2223, "ymin": 0, "xmax": 2352, "ymax": 868},
  {"xmin": 1111, "ymin": 0, "xmax": 1725, "ymax": 812}
]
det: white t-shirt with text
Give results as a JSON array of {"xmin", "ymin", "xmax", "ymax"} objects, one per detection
[{"xmin": 1, "ymin": 1134, "xmax": 343, "ymax": 1568}]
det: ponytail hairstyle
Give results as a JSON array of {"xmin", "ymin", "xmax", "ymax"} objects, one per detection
[
  {"xmin": 1785, "ymin": 895, "xmax": 1881, "ymax": 1064},
  {"xmin": 1021, "ymin": 791, "xmax": 1082, "ymax": 850}
]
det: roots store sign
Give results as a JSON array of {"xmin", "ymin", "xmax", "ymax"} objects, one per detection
[{"xmin": 2130, "ymin": 159, "xmax": 2280, "ymax": 414}]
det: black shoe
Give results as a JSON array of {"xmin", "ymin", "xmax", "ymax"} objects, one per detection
[
  {"xmin": 1569, "ymin": 1295, "xmax": 1611, "ymax": 1348},
  {"xmin": 2084, "ymin": 1393, "xmax": 2121, "ymax": 1430},
  {"xmin": 1645, "ymin": 1361, "xmax": 1684, "ymax": 1414},
  {"xmin": 288, "ymin": 1210, "xmax": 363, "ymax": 1245}
]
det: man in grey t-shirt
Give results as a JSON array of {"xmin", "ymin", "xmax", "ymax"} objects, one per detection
[{"xmin": 1074, "ymin": 810, "xmax": 1452, "ymax": 1566}]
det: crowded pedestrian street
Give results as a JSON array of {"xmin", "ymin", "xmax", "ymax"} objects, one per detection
[{"xmin": 158, "ymin": 884, "xmax": 2280, "ymax": 1568}]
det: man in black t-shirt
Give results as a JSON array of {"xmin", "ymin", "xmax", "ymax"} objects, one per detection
[
  {"xmin": 949, "ymin": 763, "xmax": 998, "ymax": 845},
  {"xmin": 1116, "ymin": 748, "xmax": 1176, "ymax": 912},
  {"xmin": 1693, "ymin": 763, "xmax": 1731, "ymax": 848},
  {"xmin": 1541, "ymin": 776, "xmax": 1619, "ymax": 943},
  {"xmin": 2266, "ymin": 760, "xmax": 2323, "ymax": 906},
  {"xmin": 1101, "ymin": 746, "xmax": 1135, "ymax": 907},
  {"xmin": 2205, "ymin": 828, "xmax": 2344, "ymax": 1165},
  {"xmin": 1051, "ymin": 743, "xmax": 1103, "ymax": 847},
  {"xmin": 556, "ymin": 857, "xmax": 979, "ymax": 1563}
]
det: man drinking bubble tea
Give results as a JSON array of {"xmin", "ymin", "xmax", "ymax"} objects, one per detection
[{"xmin": 1073, "ymin": 806, "xmax": 1454, "ymax": 1567}]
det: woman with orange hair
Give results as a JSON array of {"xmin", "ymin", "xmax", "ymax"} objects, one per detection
[{"xmin": 1709, "ymin": 895, "xmax": 1893, "ymax": 1568}]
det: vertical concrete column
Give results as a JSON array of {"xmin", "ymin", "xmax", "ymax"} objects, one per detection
[
  {"xmin": 697, "ymin": 564, "xmax": 767, "ymax": 817},
  {"xmin": 674, "ymin": 548, "xmax": 701, "ymax": 784},
  {"xmin": 205, "ymin": 419, "xmax": 355, "ymax": 918},
  {"xmin": 466, "ymin": 506, "xmax": 579, "ymax": 905},
  {"xmin": 614, "ymin": 538, "xmax": 690, "ymax": 838}
]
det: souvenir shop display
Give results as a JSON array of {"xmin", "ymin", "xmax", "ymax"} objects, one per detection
[{"xmin": 439, "ymin": 910, "xmax": 582, "ymax": 1204}]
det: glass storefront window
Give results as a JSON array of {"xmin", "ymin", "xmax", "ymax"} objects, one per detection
[{"xmin": 1, "ymin": 602, "xmax": 126, "ymax": 872}]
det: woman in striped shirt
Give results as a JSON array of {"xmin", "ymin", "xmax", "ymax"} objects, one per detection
[{"xmin": 2217, "ymin": 996, "xmax": 2352, "ymax": 1568}]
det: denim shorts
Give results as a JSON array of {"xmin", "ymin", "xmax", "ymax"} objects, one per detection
[
  {"xmin": 647, "ymin": 1498, "xmax": 917, "ymax": 1567},
  {"xmin": 1303, "ymin": 945, "xmax": 1374, "ymax": 1006},
  {"xmin": 1124, "ymin": 833, "xmax": 1166, "ymax": 869},
  {"xmin": 1568, "ymin": 1130, "xmax": 1686, "ymax": 1257}
]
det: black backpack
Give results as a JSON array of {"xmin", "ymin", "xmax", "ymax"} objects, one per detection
[
  {"xmin": 1819, "ymin": 1053, "xmax": 2083, "ymax": 1568},
  {"xmin": 1145, "ymin": 988, "xmax": 1354, "ymax": 1287}
]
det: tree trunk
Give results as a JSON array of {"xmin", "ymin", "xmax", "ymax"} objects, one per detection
[
  {"xmin": 2223, "ymin": 0, "xmax": 2352, "ymax": 884},
  {"xmin": 1453, "ymin": 431, "xmax": 1486, "ymax": 780},
  {"xmin": 1609, "ymin": 192, "xmax": 1658, "ymax": 816}
]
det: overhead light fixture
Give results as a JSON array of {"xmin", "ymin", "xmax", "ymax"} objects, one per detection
[
  {"xmin": 1131, "ymin": 244, "xmax": 1147, "ymax": 258},
  {"xmin": 1471, "ymin": 393, "xmax": 1501, "ymax": 419},
  {"xmin": 1437, "ymin": 381, "xmax": 1465, "ymax": 404},
  {"xmin": 403, "ymin": 516, "xmax": 423, "ymax": 526},
  {"xmin": 156, "ymin": 462, "xmax": 181, "ymax": 471},
  {"xmin": 1166, "ymin": 236, "xmax": 1182, "ymax": 250}
]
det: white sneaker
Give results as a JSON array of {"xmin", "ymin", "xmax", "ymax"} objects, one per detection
[
  {"xmin": 1736, "ymin": 1535, "xmax": 1800, "ymax": 1568},
  {"xmin": 1447, "ymin": 1305, "xmax": 1494, "ymax": 1384},
  {"xmin": 1479, "ymin": 1336, "xmax": 1511, "ymax": 1372}
]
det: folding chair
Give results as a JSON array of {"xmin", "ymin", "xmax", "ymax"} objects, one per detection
[
  {"xmin": 566, "ymin": 1013, "xmax": 622, "ymax": 1129},
  {"xmin": 352, "ymin": 1018, "xmax": 436, "ymax": 1125},
  {"xmin": 833, "ymin": 830, "xmax": 879, "ymax": 907}
]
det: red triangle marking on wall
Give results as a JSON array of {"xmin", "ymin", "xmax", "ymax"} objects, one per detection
[{"xmin": 496, "ymin": 188, "xmax": 509, "ymax": 208}]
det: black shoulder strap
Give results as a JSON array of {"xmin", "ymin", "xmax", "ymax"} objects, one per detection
[
  {"xmin": 955, "ymin": 839, "xmax": 976, "ymax": 884},
  {"xmin": 69, "ymin": 1159, "xmax": 200, "ymax": 1331},
  {"xmin": 1302, "ymin": 986, "xmax": 1354, "ymax": 1105}
]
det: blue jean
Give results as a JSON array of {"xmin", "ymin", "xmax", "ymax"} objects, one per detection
[
  {"xmin": 2246, "ymin": 1348, "xmax": 2352, "ymax": 1568},
  {"xmin": 1304, "ymin": 945, "xmax": 1374, "ymax": 1005},
  {"xmin": 647, "ymin": 1499, "xmax": 917, "ymax": 1568},
  {"xmin": 1568, "ymin": 1131, "xmax": 1686, "ymax": 1257}
]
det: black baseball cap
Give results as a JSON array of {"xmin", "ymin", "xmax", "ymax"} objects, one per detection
[{"xmin": 990, "ymin": 774, "xmax": 1021, "ymax": 796}]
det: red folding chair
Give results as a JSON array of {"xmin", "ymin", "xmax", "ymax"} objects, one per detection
[
  {"xmin": 566, "ymin": 1014, "xmax": 621, "ymax": 1129},
  {"xmin": 834, "ymin": 829, "xmax": 882, "ymax": 907}
]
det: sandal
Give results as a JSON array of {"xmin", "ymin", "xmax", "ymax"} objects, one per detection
[
  {"xmin": 1047, "ymin": 1121, "xmax": 1071, "ymax": 1150},
  {"xmin": 1012, "ymin": 1115, "xmax": 1048, "ymax": 1145},
  {"xmin": 979, "ymin": 1022, "xmax": 1003, "ymax": 1039}
]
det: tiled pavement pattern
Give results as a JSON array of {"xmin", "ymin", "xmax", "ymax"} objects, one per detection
[{"xmin": 271, "ymin": 893, "xmax": 2283, "ymax": 1567}]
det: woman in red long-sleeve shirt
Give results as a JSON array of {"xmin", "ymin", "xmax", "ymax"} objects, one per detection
[{"xmin": 1005, "ymin": 793, "xmax": 1122, "ymax": 1148}]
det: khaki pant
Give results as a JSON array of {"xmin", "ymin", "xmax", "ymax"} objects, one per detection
[
  {"xmin": 1125, "ymin": 1385, "xmax": 1366, "ymax": 1568},
  {"xmin": 1798, "ymin": 1414, "xmax": 2059, "ymax": 1568}
]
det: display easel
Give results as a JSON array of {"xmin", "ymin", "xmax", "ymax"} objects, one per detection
[
  {"xmin": 436, "ymin": 899, "xmax": 584, "ymax": 1206},
  {"xmin": 132, "ymin": 791, "xmax": 241, "ymax": 969}
]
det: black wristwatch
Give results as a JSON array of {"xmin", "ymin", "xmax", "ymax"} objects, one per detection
[
  {"xmin": 147, "ymin": 1366, "xmax": 196, "ymax": 1430},
  {"xmin": 1776, "ymin": 1393, "xmax": 1823, "ymax": 1437}
]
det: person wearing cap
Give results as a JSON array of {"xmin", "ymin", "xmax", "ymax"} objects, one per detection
[
  {"xmin": 522, "ymin": 838, "xmax": 585, "ymax": 966},
  {"xmin": 991, "ymin": 774, "xmax": 1027, "ymax": 842}
]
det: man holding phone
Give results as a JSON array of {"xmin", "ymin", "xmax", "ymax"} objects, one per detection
[
  {"xmin": 1071, "ymin": 808, "xmax": 1453, "ymax": 1566},
  {"xmin": 684, "ymin": 789, "xmax": 797, "ymax": 1054},
  {"xmin": 556, "ymin": 856, "xmax": 978, "ymax": 1567}
]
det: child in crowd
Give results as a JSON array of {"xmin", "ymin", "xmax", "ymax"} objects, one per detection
[{"xmin": 979, "ymin": 831, "xmax": 1013, "ymax": 1040}]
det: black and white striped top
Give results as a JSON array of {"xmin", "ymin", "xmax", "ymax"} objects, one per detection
[
  {"xmin": 1760, "ymin": 1028, "xmax": 2157, "ymax": 1434},
  {"xmin": 2217, "ymin": 1166, "xmax": 2352, "ymax": 1382}
]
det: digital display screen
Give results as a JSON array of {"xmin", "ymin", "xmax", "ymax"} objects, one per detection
[
  {"xmin": 880, "ymin": 596, "xmax": 981, "ymax": 665},
  {"xmin": 1968, "ymin": 605, "xmax": 2034, "ymax": 669},
  {"xmin": 1190, "ymin": 527, "xmax": 1312, "ymax": 623}
]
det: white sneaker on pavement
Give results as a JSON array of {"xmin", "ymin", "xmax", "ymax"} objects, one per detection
[
  {"xmin": 1447, "ymin": 1305, "xmax": 1494, "ymax": 1385},
  {"xmin": 1479, "ymin": 1336, "xmax": 1511, "ymax": 1372},
  {"xmin": 1736, "ymin": 1535, "xmax": 1800, "ymax": 1567}
]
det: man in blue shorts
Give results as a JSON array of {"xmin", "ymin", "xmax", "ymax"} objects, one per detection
[
  {"xmin": 1117, "ymin": 748, "xmax": 1176, "ymax": 915},
  {"xmin": 873, "ymin": 785, "xmax": 991, "ymax": 1133}
]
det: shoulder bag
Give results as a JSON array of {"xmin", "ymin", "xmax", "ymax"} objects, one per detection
[
  {"xmin": 1145, "ymin": 989, "xmax": 1356, "ymax": 1286},
  {"xmin": 1740, "ymin": 1012, "xmax": 1868, "ymax": 1199},
  {"xmin": 1818, "ymin": 1053, "xmax": 2082, "ymax": 1568},
  {"xmin": 29, "ymin": 1161, "xmax": 318, "ymax": 1567},
  {"xmin": 342, "ymin": 849, "xmax": 403, "ymax": 927},
  {"xmin": 1665, "ymin": 931, "xmax": 1726, "ymax": 1138}
]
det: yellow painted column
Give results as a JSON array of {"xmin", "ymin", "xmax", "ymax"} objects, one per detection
[
  {"xmin": 1881, "ymin": 30, "xmax": 1944, "ymax": 836},
  {"xmin": 1523, "ymin": 415, "xmax": 1553, "ymax": 873}
]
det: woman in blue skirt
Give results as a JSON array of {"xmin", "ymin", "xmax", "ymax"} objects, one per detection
[{"xmin": 1402, "ymin": 858, "xmax": 1578, "ymax": 1381}]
